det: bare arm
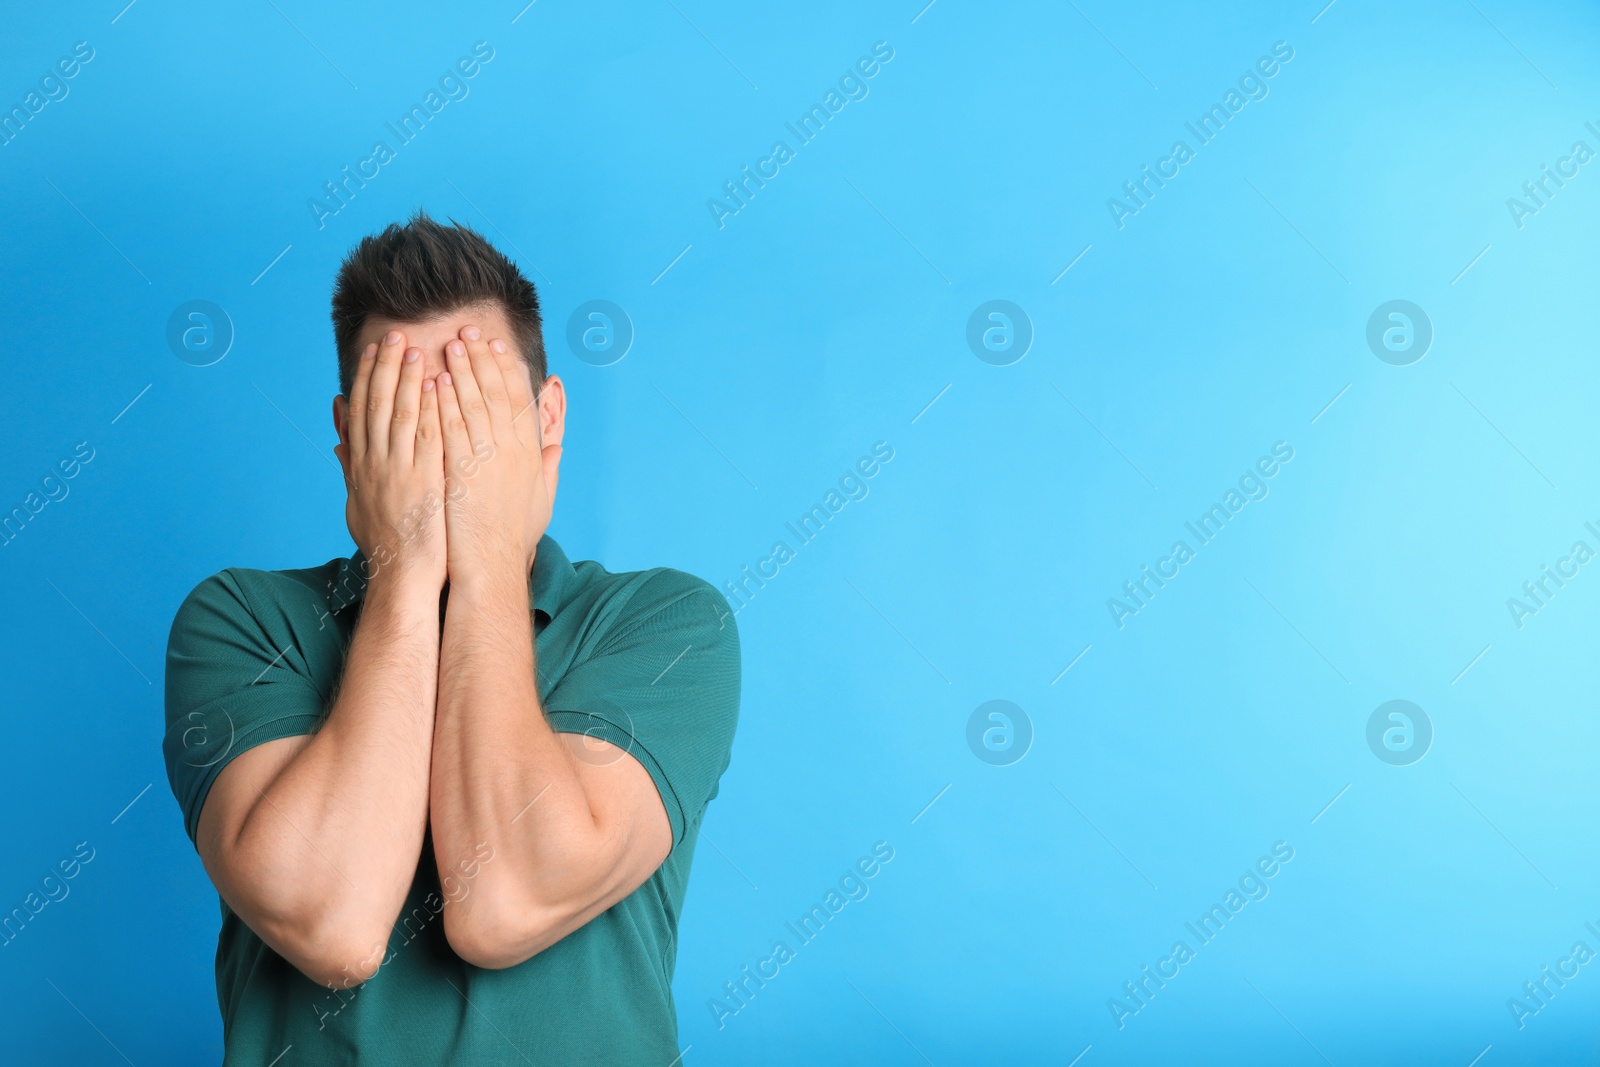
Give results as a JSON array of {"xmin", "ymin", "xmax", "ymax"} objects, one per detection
[
  {"xmin": 430, "ymin": 566, "xmax": 670, "ymax": 969},
  {"xmin": 196, "ymin": 580, "xmax": 439, "ymax": 988},
  {"xmin": 428, "ymin": 325, "xmax": 670, "ymax": 969},
  {"xmin": 194, "ymin": 330, "xmax": 447, "ymax": 988}
]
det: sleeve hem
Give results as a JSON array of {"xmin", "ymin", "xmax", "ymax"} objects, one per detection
[
  {"xmin": 545, "ymin": 709, "xmax": 689, "ymax": 847},
  {"xmin": 180, "ymin": 712, "xmax": 326, "ymax": 847}
]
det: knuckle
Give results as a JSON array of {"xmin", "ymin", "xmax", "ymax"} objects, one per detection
[{"xmin": 367, "ymin": 396, "xmax": 385, "ymax": 416}]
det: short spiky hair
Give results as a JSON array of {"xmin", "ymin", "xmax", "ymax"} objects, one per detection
[{"xmin": 331, "ymin": 212, "xmax": 544, "ymax": 396}]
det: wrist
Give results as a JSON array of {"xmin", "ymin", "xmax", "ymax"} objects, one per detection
[
  {"xmin": 446, "ymin": 556, "xmax": 530, "ymax": 609},
  {"xmin": 364, "ymin": 564, "xmax": 445, "ymax": 615}
]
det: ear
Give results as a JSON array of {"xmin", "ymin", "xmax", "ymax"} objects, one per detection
[{"xmin": 537, "ymin": 375, "xmax": 567, "ymax": 448}]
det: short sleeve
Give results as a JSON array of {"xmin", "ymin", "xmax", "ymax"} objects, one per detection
[
  {"xmin": 542, "ymin": 572, "xmax": 741, "ymax": 848},
  {"xmin": 163, "ymin": 570, "xmax": 330, "ymax": 847}
]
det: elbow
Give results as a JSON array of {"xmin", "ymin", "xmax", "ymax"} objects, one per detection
[
  {"xmin": 213, "ymin": 828, "xmax": 399, "ymax": 988},
  {"xmin": 438, "ymin": 831, "xmax": 640, "ymax": 970},
  {"xmin": 294, "ymin": 923, "xmax": 391, "ymax": 990},
  {"xmin": 443, "ymin": 896, "xmax": 561, "ymax": 970},
  {"xmin": 249, "ymin": 888, "xmax": 395, "ymax": 989},
  {"xmin": 447, "ymin": 931, "xmax": 538, "ymax": 971}
]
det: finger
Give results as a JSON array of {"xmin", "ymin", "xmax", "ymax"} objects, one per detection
[
  {"xmin": 444, "ymin": 335, "xmax": 493, "ymax": 458},
  {"xmin": 389, "ymin": 345, "xmax": 425, "ymax": 464},
  {"xmin": 415, "ymin": 376, "xmax": 443, "ymax": 471},
  {"xmin": 367, "ymin": 330, "xmax": 407, "ymax": 460},
  {"xmin": 347, "ymin": 341, "xmax": 378, "ymax": 465},
  {"xmin": 435, "ymin": 371, "xmax": 472, "ymax": 485},
  {"xmin": 459, "ymin": 325, "xmax": 511, "ymax": 442},
  {"xmin": 492, "ymin": 337, "xmax": 538, "ymax": 445}
]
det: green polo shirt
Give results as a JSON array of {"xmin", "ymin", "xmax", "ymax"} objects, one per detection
[{"xmin": 162, "ymin": 534, "xmax": 740, "ymax": 1066}]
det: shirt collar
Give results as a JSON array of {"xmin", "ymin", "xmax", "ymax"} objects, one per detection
[
  {"xmin": 528, "ymin": 533, "xmax": 575, "ymax": 622},
  {"xmin": 330, "ymin": 533, "xmax": 576, "ymax": 624}
]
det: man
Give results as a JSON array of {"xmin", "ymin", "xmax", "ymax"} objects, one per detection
[{"xmin": 163, "ymin": 213, "xmax": 741, "ymax": 1064}]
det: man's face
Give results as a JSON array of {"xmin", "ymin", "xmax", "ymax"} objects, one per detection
[{"xmin": 332, "ymin": 303, "xmax": 564, "ymax": 458}]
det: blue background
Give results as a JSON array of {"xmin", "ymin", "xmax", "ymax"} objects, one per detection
[{"xmin": 2, "ymin": 0, "xmax": 1599, "ymax": 1063}]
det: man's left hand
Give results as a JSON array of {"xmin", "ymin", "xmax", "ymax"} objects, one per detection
[{"xmin": 435, "ymin": 324, "xmax": 560, "ymax": 591}]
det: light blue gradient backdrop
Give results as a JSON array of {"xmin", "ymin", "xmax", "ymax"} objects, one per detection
[{"xmin": 2, "ymin": 1, "xmax": 1598, "ymax": 1063}]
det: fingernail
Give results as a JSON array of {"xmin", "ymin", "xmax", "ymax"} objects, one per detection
[
  {"xmin": 385, "ymin": 330, "xmax": 402, "ymax": 345},
  {"xmin": 423, "ymin": 378, "xmax": 435, "ymax": 392},
  {"xmin": 462, "ymin": 326, "xmax": 481, "ymax": 341},
  {"xmin": 439, "ymin": 372, "xmax": 453, "ymax": 386},
  {"xmin": 405, "ymin": 348, "xmax": 420, "ymax": 363},
  {"xmin": 490, "ymin": 338, "xmax": 507, "ymax": 354},
  {"xmin": 448, "ymin": 340, "xmax": 465, "ymax": 357},
  {"xmin": 363, "ymin": 343, "xmax": 378, "ymax": 359}
]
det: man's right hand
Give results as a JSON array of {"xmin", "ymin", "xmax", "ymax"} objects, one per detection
[
  {"xmin": 195, "ymin": 328, "xmax": 449, "ymax": 990},
  {"xmin": 335, "ymin": 329, "xmax": 447, "ymax": 592}
]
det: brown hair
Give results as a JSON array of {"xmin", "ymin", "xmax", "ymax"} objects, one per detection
[{"xmin": 331, "ymin": 211, "xmax": 544, "ymax": 395}]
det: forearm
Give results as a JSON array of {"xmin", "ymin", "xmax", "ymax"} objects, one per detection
[
  {"xmin": 232, "ymin": 575, "xmax": 440, "ymax": 975},
  {"xmin": 430, "ymin": 566, "xmax": 605, "ymax": 964}
]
